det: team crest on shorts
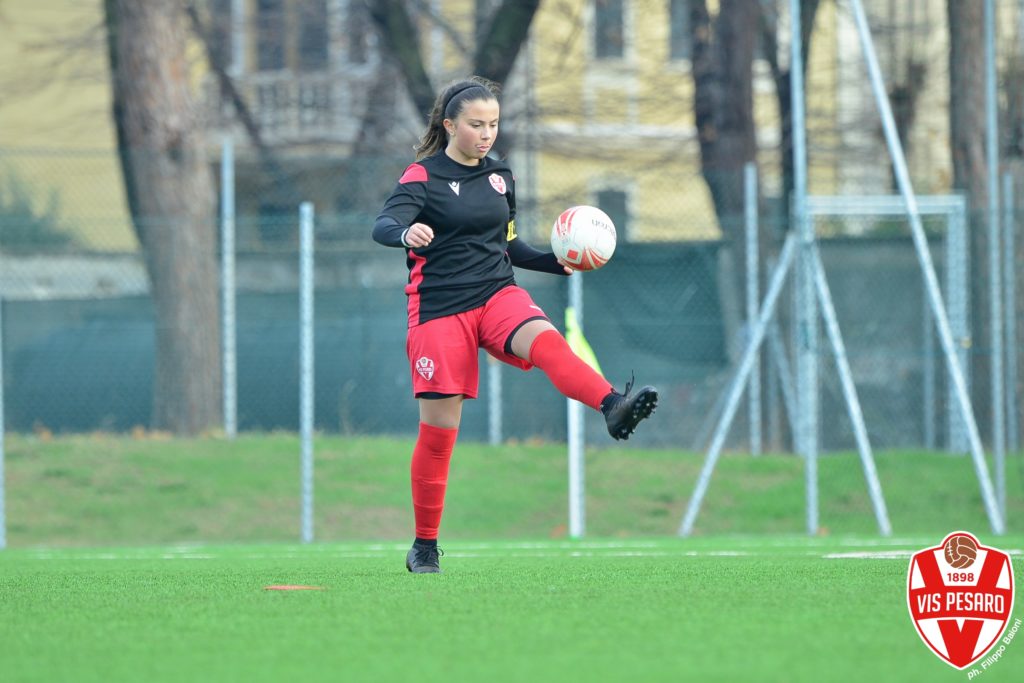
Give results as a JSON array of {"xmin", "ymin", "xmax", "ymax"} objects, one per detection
[
  {"xmin": 907, "ymin": 531, "xmax": 1015, "ymax": 669},
  {"xmin": 415, "ymin": 357, "xmax": 435, "ymax": 381},
  {"xmin": 488, "ymin": 173, "xmax": 506, "ymax": 194}
]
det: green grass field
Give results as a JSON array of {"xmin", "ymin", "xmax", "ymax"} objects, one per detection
[
  {"xmin": 1, "ymin": 434, "xmax": 1023, "ymax": 681},
  {"xmin": 1, "ymin": 538, "xmax": 1022, "ymax": 682}
]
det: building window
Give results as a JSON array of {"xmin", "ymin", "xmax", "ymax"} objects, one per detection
[
  {"xmin": 256, "ymin": 0, "xmax": 286, "ymax": 71},
  {"xmin": 256, "ymin": 0, "xmax": 329, "ymax": 72},
  {"xmin": 347, "ymin": 0, "xmax": 371, "ymax": 65},
  {"xmin": 594, "ymin": 0, "xmax": 625, "ymax": 59},
  {"xmin": 297, "ymin": 0, "xmax": 329, "ymax": 71},
  {"xmin": 669, "ymin": 0, "xmax": 691, "ymax": 61},
  {"xmin": 596, "ymin": 189, "xmax": 629, "ymax": 240}
]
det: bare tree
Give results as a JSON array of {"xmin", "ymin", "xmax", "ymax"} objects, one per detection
[
  {"xmin": 366, "ymin": 0, "xmax": 540, "ymax": 157},
  {"xmin": 366, "ymin": 0, "xmax": 439, "ymax": 119},
  {"xmin": 687, "ymin": 0, "xmax": 761, "ymax": 377},
  {"xmin": 947, "ymin": 0, "xmax": 995, "ymax": 441},
  {"xmin": 104, "ymin": 0, "xmax": 221, "ymax": 434},
  {"xmin": 689, "ymin": 0, "xmax": 759, "ymax": 237},
  {"xmin": 759, "ymin": 0, "xmax": 823, "ymax": 209}
]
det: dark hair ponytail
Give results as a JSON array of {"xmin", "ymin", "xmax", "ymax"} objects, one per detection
[{"xmin": 414, "ymin": 76, "xmax": 500, "ymax": 160}]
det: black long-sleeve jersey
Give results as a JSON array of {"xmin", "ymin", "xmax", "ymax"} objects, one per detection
[{"xmin": 373, "ymin": 151, "xmax": 565, "ymax": 326}]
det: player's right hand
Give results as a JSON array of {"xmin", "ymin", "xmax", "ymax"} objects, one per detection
[{"xmin": 404, "ymin": 223, "xmax": 435, "ymax": 248}]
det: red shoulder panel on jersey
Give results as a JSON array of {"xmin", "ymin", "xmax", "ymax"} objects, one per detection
[{"xmin": 399, "ymin": 163, "xmax": 428, "ymax": 184}]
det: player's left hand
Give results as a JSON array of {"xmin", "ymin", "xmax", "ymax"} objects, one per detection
[{"xmin": 556, "ymin": 258, "xmax": 575, "ymax": 275}]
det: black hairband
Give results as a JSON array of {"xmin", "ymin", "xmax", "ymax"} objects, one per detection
[{"xmin": 443, "ymin": 83, "xmax": 484, "ymax": 116}]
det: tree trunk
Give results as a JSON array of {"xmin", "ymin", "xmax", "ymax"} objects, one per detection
[
  {"xmin": 1005, "ymin": 52, "xmax": 1024, "ymax": 450},
  {"xmin": 689, "ymin": 0, "xmax": 759, "ymax": 356},
  {"xmin": 104, "ymin": 0, "xmax": 221, "ymax": 434},
  {"xmin": 1011, "ymin": 161, "xmax": 1024, "ymax": 450},
  {"xmin": 760, "ymin": 0, "xmax": 821, "ymax": 227},
  {"xmin": 947, "ymin": 0, "xmax": 992, "ymax": 442},
  {"xmin": 366, "ymin": 0, "xmax": 437, "ymax": 120},
  {"xmin": 472, "ymin": 0, "xmax": 540, "ymax": 88},
  {"xmin": 690, "ymin": 0, "xmax": 759, "ymax": 253}
]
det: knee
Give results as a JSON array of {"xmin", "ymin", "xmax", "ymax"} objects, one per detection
[{"xmin": 419, "ymin": 396, "xmax": 463, "ymax": 430}]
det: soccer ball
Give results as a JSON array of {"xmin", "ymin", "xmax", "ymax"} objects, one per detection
[{"xmin": 550, "ymin": 205, "xmax": 617, "ymax": 271}]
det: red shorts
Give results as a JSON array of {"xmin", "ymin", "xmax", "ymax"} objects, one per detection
[{"xmin": 406, "ymin": 285, "xmax": 549, "ymax": 398}]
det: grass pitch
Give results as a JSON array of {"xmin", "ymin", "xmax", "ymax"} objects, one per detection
[
  {"xmin": 2, "ymin": 537, "xmax": 1022, "ymax": 683},
  {"xmin": 2, "ymin": 434, "xmax": 1023, "ymax": 680}
]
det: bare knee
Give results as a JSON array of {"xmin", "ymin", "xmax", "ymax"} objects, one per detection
[
  {"xmin": 510, "ymin": 319, "xmax": 558, "ymax": 361},
  {"xmin": 418, "ymin": 395, "xmax": 464, "ymax": 430}
]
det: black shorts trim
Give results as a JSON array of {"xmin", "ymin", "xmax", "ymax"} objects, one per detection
[
  {"xmin": 416, "ymin": 392, "xmax": 462, "ymax": 400},
  {"xmin": 503, "ymin": 315, "xmax": 549, "ymax": 356}
]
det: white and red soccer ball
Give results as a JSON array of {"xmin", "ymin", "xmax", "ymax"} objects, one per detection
[{"xmin": 550, "ymin": 205, "xmax": 617, "ymax": 271}]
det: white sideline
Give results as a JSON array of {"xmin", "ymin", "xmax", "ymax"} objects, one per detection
[{"xmin": 15, "ymin": 538, "xmax": 1021, "ymax": 562}]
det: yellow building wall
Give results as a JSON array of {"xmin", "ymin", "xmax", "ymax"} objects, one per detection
[
  {"xmin": 528, "ymin": 1, "xmax": 727, "ymax": 241},
  {"xmin": 0, "ymin": 0, "xmax": 207, "ymax": 253}
]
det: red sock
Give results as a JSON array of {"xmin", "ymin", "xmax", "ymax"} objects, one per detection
[
  {"xmin": 410, "ymin": 422, "xmax": 458, "ymax": 540},
  {"xmin": 529, "ymin": 330, "xmax": 614, "ymax": 411}
]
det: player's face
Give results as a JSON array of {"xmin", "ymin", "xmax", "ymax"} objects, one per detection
[{"xmin": 445, "ymin": 98, "xmax": 500, "ymax": 165}]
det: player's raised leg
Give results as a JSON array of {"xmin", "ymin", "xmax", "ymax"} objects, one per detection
[{"xmin": 513, "ymin": 320, "xmax": 658, "ymax": 441}]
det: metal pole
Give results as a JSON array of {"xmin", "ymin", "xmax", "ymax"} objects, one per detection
[
  {"xmin": 1004, "ymin": 173, "xmax": 1019, "ymax": 455},
  {"xmin": 299, "ymin": 202, "xmax": 315, "ymax": 544},
  {"xmin": 680, "ymin": 233, "xmax": 798, "ymax": 536},
  {"xmin": 849, "ymin": 0, "xmax": 1004, "ymax": 533},
  {"xmin": 768, "ymin": 320, "xmax": 799, "ymax": 443},
  {"xmin": 985, "ymin": 0, "xmax": 1006, "ymax": 518},
  {"xmin": 488, "ymin": 357, "xmax": 502, "ymax": 446},
  {"xmin": 766, "ymin": 323, "xmax": 780, "ymax": 450},
  {"xmin": 0, "ymin": 297, "xmax": 5, "ymax": 550},
  {"xmin": 811, "ymin": 247, "xmax": 892, "ymax": 535},
  {"xmin": 567, "ymin": 272, "xmax": 585, "ymax": 538},
  {"xmin": 745, "ymin": 162, "xmax": 762, "ymax": 456},
  {"xmin": 923, "ymin": 296, "xmax": 935, "ymax": 450},
  {"xmin": 947, "ymin": 200, "xmax": 970, "ymax": 453},
  {"xmin": 220, "ymin": 137, "xmax": 237, "ymax": 439},
  {"xmin": 790, "ymin": 0, "xmax": 818, "ymax": 535}
]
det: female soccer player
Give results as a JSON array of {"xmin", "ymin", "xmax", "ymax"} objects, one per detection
[{"xmin": 372, "ymin": 76, "xmax": 658, "ymax": 573}]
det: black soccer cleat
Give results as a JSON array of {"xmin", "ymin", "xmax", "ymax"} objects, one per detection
[
  {"xmin": 406, "ymin": 541, "xmax": 443, "ymax": 574},
  {"xmin": 601, "ymin": 376, "xmax": 658, "ymax": 441}
]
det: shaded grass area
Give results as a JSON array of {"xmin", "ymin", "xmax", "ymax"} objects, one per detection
[
  {"xmin": 3, "ymin": 433, "xmax": 1023, "ymax": 547},
  {"xmin": 1, "ymin": 539, "xmax": 1022, "ymax": 683}
]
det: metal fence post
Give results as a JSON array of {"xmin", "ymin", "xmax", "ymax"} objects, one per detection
[
  {"xmin": 299, "ymin": 202, "xmax": 315, "ymax": 544},
  {"xmin": 790, "ymin": 0, "xmax": 818, "ymax": 535},
  {"xmin": 946, "ymin": 201, "xmax": 970, "ymax": 453},
  {"xmin": 220, "ymin": 136, "xmax": 237, "ymax": 439},
  {"xmin": 984, "ymin": 0, "xmax": 1006, "ymax": 518},
  {"xmin": 745, "ymin": 162, "xmax": 761, "ymax": 456},
  {"xmin": 1004, "ymin": 173, "xmax": 1019, "ymax": 456},
  {"xmin": 488, "ymin": 358, "xmax": 502, "ymax": 446},
  {"xmin": 567, "ymin": 272, "xmax": 585, "ymax": 539}
]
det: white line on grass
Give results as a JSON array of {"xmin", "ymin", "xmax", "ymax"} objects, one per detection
[
  {"xmin": 18, "ymin": 540, "xmax": 1019, "ymax": 562},
  {"xmin": 825, "ymin": 548, "xmax": 1023, "ymax": 560}
]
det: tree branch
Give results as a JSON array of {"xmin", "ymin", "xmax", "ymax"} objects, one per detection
[
  {"xmin": 365, "ymin": 0, "xmax": 436, "ymax": 121},
  {"xmin": 183, "ymin": 1, "xmax": 300, "ymax": 204},
  {"xmin": 408, "ymin": 0, "xmax": 471, "ymax": 56},
  {"xmin": 473, "ymin": 0, "xmax": 541, "ymax": 85}
]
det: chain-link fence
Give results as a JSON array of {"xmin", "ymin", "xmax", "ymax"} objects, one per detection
[{"xmin": 1, "ymin": 146, "xmax": 1020, "ymax": 456}]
